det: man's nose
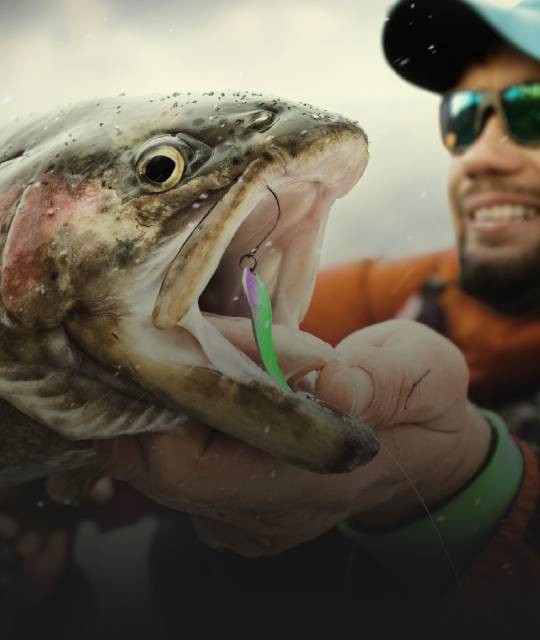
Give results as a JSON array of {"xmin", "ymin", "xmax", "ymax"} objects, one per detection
[{"xmin": 460, "ymin": 112, "xmax": 525, "ymax": 177}]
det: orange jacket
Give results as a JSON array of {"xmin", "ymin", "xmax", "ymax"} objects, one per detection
[
  {"xmin": 302, "ymin": 248, "xmax": 540, "ymax": 401},
  {"xmin": 303, "ymin": 248, "xmax": 540, "ymax": 607}
]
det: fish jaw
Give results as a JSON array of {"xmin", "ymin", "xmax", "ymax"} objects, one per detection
[
  {"xmin": 64, "ymin": 125, "xmax": 378, "ymax": 474},
  {"xmin": 65, "ymin": 315, "xmax": 377, "ymax": 474}
]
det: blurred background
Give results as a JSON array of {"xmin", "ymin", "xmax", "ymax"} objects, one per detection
[{"xmin": 0, "ymin": 0, "xmax": 459, "ymax": 264}]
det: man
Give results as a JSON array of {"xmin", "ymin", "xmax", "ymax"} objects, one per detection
[{"xmin": 92, "ymin": 0, "xmax": 540, "ymax": 632}]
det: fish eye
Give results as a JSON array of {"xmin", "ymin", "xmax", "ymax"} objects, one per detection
[{"xmin": 135, "ymin": 139, "xmax": 186, "ymax": 191}]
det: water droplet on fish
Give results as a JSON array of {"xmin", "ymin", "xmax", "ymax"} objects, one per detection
[
  {"xmin": 264, "ymin": 241, "xmax": 273, "ymax": 247},
  {"xmin": 270, "ymin": 470, "xmax": 277, "ymax": 479},
  {"xmin": 37, "ymin": 500, "xmax": 46, "ymax": 508},
  {"xmin": 192, "ymin": 202, "xmax": 201, "ymax": 209},
  {"xmin": 264, "ymin": 426, "xmax": 271, "ymax": 434},
  {"xmin": 232, "ymin": 295, "xmax": 240, "ymax": 302},
  {"xmin": 398, "ymin": 58, "xmax": 411, "ymax": 67},
  {"xmin": 199, "ymin": 192, "xmax": 208, "ymax": 200}
]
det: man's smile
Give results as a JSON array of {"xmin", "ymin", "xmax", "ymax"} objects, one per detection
[{"xmin": 461, "ymin": 191, "xmax": 540, "ymax": 240}]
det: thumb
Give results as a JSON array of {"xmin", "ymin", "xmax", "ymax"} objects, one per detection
[{"xmin": 315, "ymin": 361, "xmax": 373, "ymax": 418}]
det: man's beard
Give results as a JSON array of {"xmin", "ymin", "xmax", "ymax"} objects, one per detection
[{"xmin": 459, "ymin": 245, "xmax": 540, "ymax": 317}]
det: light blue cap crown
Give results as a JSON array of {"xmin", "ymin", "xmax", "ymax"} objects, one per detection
[{"xmin": 383, "ymin": 0, "xmax": 540, "ymax": 92}]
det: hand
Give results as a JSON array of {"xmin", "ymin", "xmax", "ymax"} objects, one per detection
[
  {"xmin": 0, "ymin": 485, "xmax": 69, "ymax": 608},
  {"xmin": 94, "ymin": 320, "xmax": 491, "ymax": 556}
]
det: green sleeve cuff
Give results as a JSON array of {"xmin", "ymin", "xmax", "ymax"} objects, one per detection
[{"xmin": 337, "ymin": 410, "xmax": 524, "ymax": 584}]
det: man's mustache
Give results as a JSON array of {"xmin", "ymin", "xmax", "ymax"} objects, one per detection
[{"xmin": 458, "ymin": 181, "xmax": 540, "ymax": 212}]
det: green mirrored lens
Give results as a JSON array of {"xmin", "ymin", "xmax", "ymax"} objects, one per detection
[
  {"xmin": 441, "ymin": 91, "xmax": 482, "ymax": 151},
  {"xmin": 503, "ymin": 83, "xmax": 540, "ymax": 144}
]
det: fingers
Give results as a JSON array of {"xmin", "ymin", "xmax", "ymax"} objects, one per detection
[
  {"xmin": 190, "ymin": 514, "xmax": 300, "ymax": 558},
  {"xmin": 318, "ymin": 320, "xmax": 468, "ymax": 428},
  {"xmin": 315, "ymin": 360, "xmax": 373, "ymax": 418},
  {"xmin": 93, "ymin": 422, "xmax": 260, "ymax": 513}
]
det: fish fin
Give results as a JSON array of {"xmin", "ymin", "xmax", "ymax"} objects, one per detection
[{"xmin": 0, "ymin": 364, "xmax": 188, "ymax": 440}]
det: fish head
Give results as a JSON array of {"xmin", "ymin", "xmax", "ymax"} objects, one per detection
[{"xmin": 0, "ymin": 93, "xmax": 376, "ymax": 475}]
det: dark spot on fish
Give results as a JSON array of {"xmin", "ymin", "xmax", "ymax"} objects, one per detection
[
  {"xmin": 115, "ymin": 239, "xmax": 137, "ymax": 266},
  {"xmin": 231, "ymin": 156, "xmax": 240, "ymax": 165},
  {"xmin": 111, "ymin": 332, "xmax": 119, "ymax": 340},
  {"xmin": 49, "ymin": 271, "xmax": 59, "ymax": 281},
  {"xmin": 261, "ymin": 151, "xmax": 273, "ymax": 162},
  {"xmin": 193, "ymin": 118, "xmax": 204, "ymax": 126}
]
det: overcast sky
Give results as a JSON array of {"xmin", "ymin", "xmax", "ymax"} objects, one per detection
[{"xmin": 0, "ymin": 0, "xmax": 517, "ymax": 264}]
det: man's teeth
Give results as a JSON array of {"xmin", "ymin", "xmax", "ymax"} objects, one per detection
[{"xmin": 472, "ymin": 205, "xmax": 539, "ymax": 222}]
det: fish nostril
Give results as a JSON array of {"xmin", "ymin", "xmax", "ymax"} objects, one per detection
[{"xmin": 244, "ymin": 110, "xmax": 275, "ymax": 133}]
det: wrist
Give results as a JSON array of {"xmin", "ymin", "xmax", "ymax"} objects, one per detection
[
  {"xmin": 338, "ymin": 410, "xmax": 524, "ymax": 583},
  {"xmin": 353, "ymin": 403, "xmax": 492, "ymax": 528}
]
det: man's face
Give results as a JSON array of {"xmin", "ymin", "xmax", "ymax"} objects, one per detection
[{"xmin": 448, "ymin": 47, "xmax": 540, "ymax": 315}]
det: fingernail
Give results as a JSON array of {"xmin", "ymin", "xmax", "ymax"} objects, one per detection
[{"xmin": 316, "ymin": 363, "xmax": 373, "ymax": 417}]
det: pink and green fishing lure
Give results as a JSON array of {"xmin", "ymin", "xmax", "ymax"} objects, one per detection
[{"xmin": 241, "ymin": 266, "xmax": 291, "ymax": 392}]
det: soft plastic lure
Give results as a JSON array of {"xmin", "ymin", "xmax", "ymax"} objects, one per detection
[
  {"xmin": 240, "ymin": 186, "xmax": 291, "ymax": 391},
  {"xmin": 242, "ymin": 265, "xmax": 291, "ymax": 391}
]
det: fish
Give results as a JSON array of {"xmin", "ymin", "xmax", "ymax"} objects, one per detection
[{"xmin": 0, "ymin": 91, "xmax": 377, "ymax": 488}]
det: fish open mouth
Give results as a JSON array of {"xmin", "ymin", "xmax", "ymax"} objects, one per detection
[
  {"xmin": 65, "ymin": 128, "xmax": 378, "ymax": 474},
  {"xmin": 151, "ymin": 133, "xmax": 368, "ymax": 392}
]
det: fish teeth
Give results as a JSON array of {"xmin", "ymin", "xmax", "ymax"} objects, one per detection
[{"xmin": 473, "ymin": 205, "xmax": 539, "ymax": 222}]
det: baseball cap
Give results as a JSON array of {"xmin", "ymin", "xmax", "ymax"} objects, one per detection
[{"xmin": 383, "ymin": 0, "xmax": 540, "ymax": 93}]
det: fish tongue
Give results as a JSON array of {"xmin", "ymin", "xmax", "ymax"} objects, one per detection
[{"xmin": 202, "ymin": 314, "xmax": 341, "ymax": 387}]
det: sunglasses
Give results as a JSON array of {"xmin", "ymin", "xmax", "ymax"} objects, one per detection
[{"xmin": 440, "ymin": 82, "xmax": 540, "ymax": 153}]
